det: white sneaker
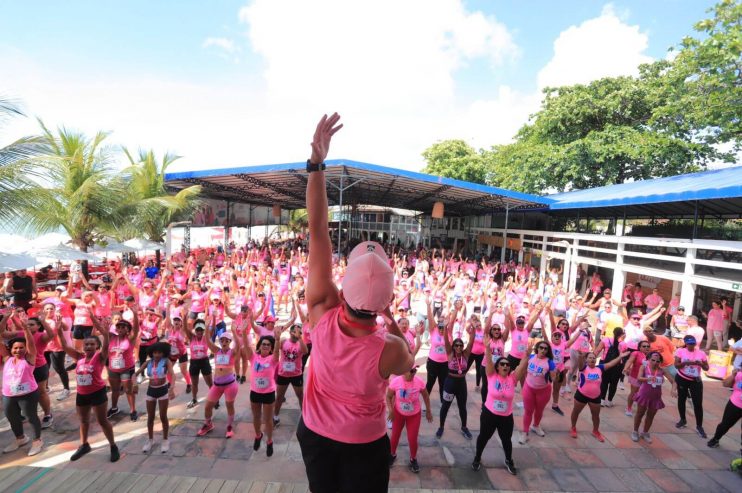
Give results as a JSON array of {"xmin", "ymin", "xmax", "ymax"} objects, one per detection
[
  {"xmin": 137, "ymin": 375, "xmax": 144, "ymax": 385},
  {"xmin": 641, "ymin": 432, "xmax": 653, "ymax": 444},
  {"xmin": 27, "ymin": 439, "xmax": 43, "ymax": 456},
  {"xmin": 515, "ymin": 401, "xmax": 524, "ymax": 409},
  {"xmin": 386, "ymin": 419, "xmax": 393, "ymax": 430},
  {"xmin": 630, "ymin": 431, "xmax": 640, "ymax": 442},
  {"xmin": 600, "ymin": 400, "xmax": 607, "ymax": 407},
  {"xmin": 563, "ymin": 384, "xmax": 572, "ymax": 393},
  {"xmin": 605, "ymin": 400, "xmax": 614, "ymax": 408},
  {"xmin": 142, "ymin": 439, "xmax": 153, "ymax": 453},
  {"xmin": 625, "ymin": 409, "xmax": 633, "ymax": 417},
  {"xmin": 56, "ymin": 389, "xmax": 70, "ymax": 401},
  {"xmin": 619, "ymin": 382, "xmax": 625, "ymax": 390},
  {"xmin": 530, "ymin": 425, "xmax": 546, "ymax": 437},
  {"xmin": 3, "ymin": 435, "xmax": 29, "ymax": 453},
  {"xmin": 161, "ymin": 439, "xmax": 169, "ymax": 453},
  {"xmin": 518, "ymin": 432, "xmax": 529, "ymax": 444}
]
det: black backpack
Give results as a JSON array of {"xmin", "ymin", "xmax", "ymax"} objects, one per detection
[{"xmin": 604, "ymin": 337, "xmax": 621, "ymax": 362}]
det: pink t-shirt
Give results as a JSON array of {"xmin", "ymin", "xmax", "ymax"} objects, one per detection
[
  {"xmin": 578, "ymin": 365, "xmax": 605, "ymax": 399},
  {"xmin": 2, "ymin": 357, "xmax": 38, "ymax": 397},
  {"xmin": 109, "ymin": 335, "xmax": 135, "ymax": 371},
  {"xmin": 303, "ymin": 306, "xmax": 388, "ymax": 444},
  {"xmin": 730, "ymin": 372, "xmax": 742, "ymax": 409},
  {"xmin": 76, "ymin": 352, "xmax": 106, "ymax": 395},
  {"xmin": 389, "ymin": 375, "xmax": 426, "ymax": 416},
  {"xmin": 471, "ymin": 328, "xmax": 485, "ymax": 355},
  {"xmin": 707, "ymin": 308, "xmax": 724, "ymax": 332},
  {"xmin": 550, "ymin": 340, "xmax": 568, "ymax": 371},
  {"xmin": 675, "ymin": 347, "xmax": 708, "ymax": 381},
  {"xmin": 525, "ymin": 355, "xmax": 555, "ymax": 389},
  {"xmin": 509, "ymin": 329, "xmax": 528, "ymax": 359},
  {"xmin": 250, "ymin": 353, "xmax": 277, "ymax": 394},
  {"xmin": 485, "ymin": 373, "xmax": 516, "ymax": 416},
  {"xmin": 278, "ymin": 338, "xmax": 303, "ymax": 378},
  {"xmin": 428, "ymin": 327, "xmax": 448, "ymax": 363}
]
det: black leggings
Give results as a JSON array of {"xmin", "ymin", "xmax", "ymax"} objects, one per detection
[
  {"xmin": 302, "ymin": 344, "xmax": 312, "ymax": 371},
  {"xmin": 3, "ymin": 390, "xmax": 42, "ymax": 440},
  {"xmin": 426, "ymin": 359, "xmax": 448, "ymax": 402},
  {"xmin": 45, "ymin": 351, "xmax": 70, "ymax": 390},
  {"xmin": 675, "ymin": 375, "xmax": 704, "ymax": 427},
  {"xmin": 475, "ymin": 407, "xmax": 513, "ymax": 462},
  {"xmin": 599, "ymin": 364, "xmax": 622, "ymax": 401},
  {"xmin": 711, "ymin": 400, "xmax": 742, "ymax": 442},
  {"xmin": 466, "ymin": 353, "xmax": 485, "ymax": 387},
  {"xmin": 440, "ymin": 375, "xmax": 467, "ymax": 429}
]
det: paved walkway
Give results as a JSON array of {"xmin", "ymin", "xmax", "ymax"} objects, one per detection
[{"xmin": 1, "ymin": 347, "xmax": 741, "ymax": 492}]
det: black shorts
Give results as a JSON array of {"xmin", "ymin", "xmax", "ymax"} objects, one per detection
[
  {"xmin": 72, "ymin": 325, "xmax": 93, "ymax": 340},
  {"xmin": 574, "ymin": 390, "xmax": 601, "ymax": 405},
  {"xmin": 189, "ymin": 358, "xmax": 212, "ymax": 377},
  {"xmin": 250, "ymin": 390, "xmax": 276, "ymax": 404},
  {"xmin": 276, "ymin": 374, "xmax": 304, "ymax": 387},
  {"xmin": 506, "ymin": 354, "xmax": 521, "ymax": 374},
  {"xmin": 170, "ymin": 353, "xmax": 188, "ymax": 364},
  {"xmin": 33, "ymin": 364, "xmax": 49, "ymax": 383},
  {"xmin": 109, "ymin": 367, "xmax": 135, "ymax": 381},
  {"xmin": 297, "ymin": 417, "xmax": 390, "ymax": 493},
  {"xmin": 146, "ymin": 384, "xmax": 170, "ymax": 400},
  {"xmin": 76, "ymin": 387, "xmax": 107, "ymax": 407}
]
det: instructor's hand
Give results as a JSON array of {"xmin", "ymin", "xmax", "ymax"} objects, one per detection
[{"xmin": 310, "ymin": 113, "xmax": 343, "ymax": 165}]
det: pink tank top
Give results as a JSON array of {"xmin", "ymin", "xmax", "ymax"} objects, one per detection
[
  {"xmin": 139, "ymin": 292, "xmax": 156, "ymax": 309},
  {"xmin": 730, "ymin": 372, "xmax": 742, "ymax": 409},
  {"xmin": 2, "ymin": 357, "xmax": 38, "ymax": 397},
  {"xmin": 303, "ymin": 306, "xmax": 388, "ymax": 444},
  {"xmin": 76, "ymin": 352, "xmax": 106, "ymax": 394},
  {"xmin": 250, "ymin": 353, "xmax": 277, "ymax": 394},
  {"xmin": 140, "ymin": 319, "xmax": 159, "ymax": 344},
  {"xmin": 483, "ymin": 339, "xmax": 505, "ymax": 368},
  {"xmin": 189, "ymin": 336, "xmax": 209, "ymax": 360},
  {"xmin": 471, "ymin": 328, "xmax": 485, "ymax": 355},
  {"xmin": 428, "ymin": 327, "xmax": 448, "ymax": 363},
  {"xmin": 166, "ymin": 329, "xmax": 187, "ymax": 358},
  {"xmin": 109, "ymin": 335, "xmax": 135, "ymax": 371},
  {"xmin": 95, "ymin": 294, "xmax": 112, "ymax": 317},
  {"xmin": 73, "ymin": 303, "xmax": 93, "ymax": 326},
  {"xmin": 550, "ymin": 340, "xmax": 568, "ymax": 371},
  {"xmin": 278, "ymin": 338, "xmax": 303, "ymax": 377},
  {"xmin": 485, "ymin": 373, "xmax": 516, "ymax": 416},
  {"xmin": 509, "ymin": 329, "xmax": 528, "ymax": 359},
  {"xmin": 32, "ymin": 331, "xmax": 49, "ymax": 368},
  {"xmin": 190, "ymin": 292, "xmax": 206, "ymax": 313}
]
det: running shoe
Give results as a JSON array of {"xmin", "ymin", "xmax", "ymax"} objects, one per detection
[
  {"xmin": 70, "ymin": 443, "xmax": 91, "ymax": 461},
  {"xmin": 266, "ymin": 441, "xmax": 273, "ymax": 457},
  {"xmin": 696, "ymin": 426, "xmax": 707, "ymax": 439},
  {"xmin": 130, "ymin": 411, "xmax": 139, "ymax": 422},
  {"xmin": 110, "ymin": 444, "xmax": 120, "ymax": 462},
  {"xmin": 27, "ymin": 439, "xmax": 43, "ymax": 457},
  {"xmin": 273, "ymin": 417, "xmax": 281, "ymax": 428},
  {"xmin": 641, "ymin": 432, "xmax": 652, "ymax": 444},
  {"xmin": 161, "ymin": 439, "xmax": 169, "ymax": 453},
  {"xmin": 187, "ymin": 399, "xmax": 198, "ymax": 409},
  {"xmin": 675, "ymin": 419, "xmax": 687, "ymax": 429},
  {"xmin": 41, "ymin": 415, "xmax": 53, "ymax": 429},
  {"xmin": 551, "ymin": 406, "xmax": 564, "ymax": 416},
  {"xmin": 461, "ymin": 427, "xmax": 473, "ymax": 440},
  {"xmin": 198, "ymin": 422, "xmax": 214, "ymax": 437},
  {"xmin": 518, "ymin": 431, "xmax": 529, "ymax": 444},
  {"xmin": 625, "ymin": 409, "xmax": 633, "ymax": 417},
  {"xmin": 185, "ymin": 384, "xmax": 192, "ymax": 394},
  {"xmin": 3, "ymin": 435, "xmax": 29, "ymax": 453},
  {"xmin": 619, "ymin": 382, "xmax": 625, "ymax": 390},
  {"xmin": 387, "ymin": 419, "xmax": 393, "ymax": 430},
  {"xmin": 605, "ymin": 400, "xmax": 614, "ymax": 408},
  {"xmin": 389, "ymin": 454, "xmax": 397, "ymax": 467},
  {"xmin": 435, "ymin": 427, "xmax": 444, "ymax": 439},
  {"xmin": 515, "ymin": 401, "xmax": 524, "ymax": 409},
  {"xmin": 142, "ymin": 439, "xmax": 153, "ymax": 453},
  {"xmin": 707, "ymin": 439, "xmax": 720, "ymax": 448},
  {"xmin": 569, "ymin": 427, "xmax": 577, "ymax": 439},
  {"xmin": 600, "ymin": 399, "xmax": 607, "ymax": 407},
  {"xmin": 253, "ymin": 433, "xmax": 263, "ymax": 450},
  {"xmin": 631, "ymin": 431, "xmax": 640, "ymax": 442},
  {"xmin": 226, "ymin": 425, "xmax": 234, "ymax": 439},
  {"xmin": 57, "ymin": 389, "xmax": 70, "ymax": 401},
  {"xmin": 409, "ymin": 458, "xmax": 420, "ymax": 473},
  {"xmin": 530, "ymin": 425, "xmax": 546, "ymax": 437},
  {"xmin": 563, "ymin": 384, "xmax": 572, "ymax": 393},
  {"xmin": 592, "ymin": 430, "xmax": 605, "ymax": 442},
  {"xmin": 137, "ymin": 374, "xmax": 143, "ymax": 385},
  {"xmin": 504, "ymin": 459, "xmax": 517, "ymax": 475},
  {"xmin": 240, "ymin": 375, "xmax": 247, "ymax": 384},
  {"xmin": 106, "ymin": 407, "xmax": 120, "ymax": 419},
  {"xmin": 214, "ymin": 401, "xmax": 220, "ymax": 410},
  {"xmin": 471, "ymin": 460, "xmax": 481, "ymax": 471}
]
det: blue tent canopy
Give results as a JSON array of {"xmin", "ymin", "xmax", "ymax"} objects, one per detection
[{"xmin": 165, "ymin": 159, "xmax": 551, "ymax": 216}]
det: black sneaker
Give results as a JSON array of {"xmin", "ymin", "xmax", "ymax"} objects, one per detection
[
  {"xmin": 389, "ymin": 454, "xmax": 397, "ymax": 467},
  {"xmin": 707, "ymin": 438, "xmax": 720, "ymax": 448},
  {"xmin": 253, "ymin": 433, "xmax": 263, "ymax": 451},
  {"xmin": 106, "ymin": 407, "xmax": 120, "ymax": 419},
  {"xmin": 472, "ymin": 459, "xmax": 481, "ymax": 471},
  {"xmin": 240, "ymin": 376, "xmax": 246, "ymax": 384},
  {"xmin": 273, "ymin": 417, "xmax": 280, "ymax": 428},
  {"xmin": 435, "ymin": 427, "xmax": 444, "ymax": 439},
  {"xmin": 696, "ymin": 426, "xmax": 707, "ymax": 439},
  {"xmin": 504, "ymin": 459, "xmax": 517, "ymax": 475},
  {"xmin": 214, "ymin": 401, "xmax": 220, "ymax": 410},
  {"xmin": 675, "ymin": 419, "xmax": 687, "ymax": 429},
  {"xmin": 185, "ymin": 384, "xmax": 192, "ymax": 394},
  {"xmin": 409, "ymin": 458, "xmax": 420, "ymax": 473},
  {"xmin": 70, "ymin": 443, "xmax": 91, "ymax": 461},
  {"xmin": 110, "ymin": 444, "xmax": 120, "ymax": 462},
  {"xmin": 461, "ymin": 427, "xmax": 473, "ymax": 440},
  {"xmin": 130, "ymin": 411, "xmax": 138, "ymax": 422},
  {"xmin": 266, "ymin": 442, "xmax": 273, "ymax": 457},
  {"xmin": 187, "ymin": 399, "xmax": 198, "ymax": 409},
  {"xmin": 551, "ymin": 406, "xmax": 565, "ymax": 416},
  {"xmin": 41, "ymin": 415, "xmax": 53, "ymax": 429}
]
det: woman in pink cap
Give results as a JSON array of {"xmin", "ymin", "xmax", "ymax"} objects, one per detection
[{"xmin": 298, "ymin": 114, "xmax": 414, "ymax": 493}]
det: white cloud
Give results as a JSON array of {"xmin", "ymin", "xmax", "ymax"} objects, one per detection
[
  {"xmin": 537, "ymin": 4, "xmax": 652, "ymax": 89},
  {"xmin": 202, "ymin": 37, "xmax": 237, "ymax": 53}
]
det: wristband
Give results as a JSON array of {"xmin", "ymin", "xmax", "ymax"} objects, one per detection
[{"xmin": 306, "ymin": 160, "xmax": 326, "ymax": 173}]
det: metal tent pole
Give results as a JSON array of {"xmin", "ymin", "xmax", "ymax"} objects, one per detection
[
  {"xmin": 501, "ymin": 203, "xmax": 510, "ymax": 263},
  {"xmin": 337, "ymin": 172, "xmax": 345, "ymax": 256}
]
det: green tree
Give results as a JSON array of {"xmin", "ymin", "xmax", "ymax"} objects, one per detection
[{"xmin": 421, "ymin": 139, "xmax": 488, "ymax": 184}]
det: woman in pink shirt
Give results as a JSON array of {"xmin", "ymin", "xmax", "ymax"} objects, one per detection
[
  {"xmin": 386, "ymin": 367, "xmax": 432, "ymax": 474},
  {"xmin": 704, "ymin": 301, "xmax": 725, "ymax": 351},
  {"xmin": 631, "ymin": 351, "xmax": 673, "ymax": 443},
  {"xmin": 673, "ymin": 335, "xmax": 709, "ymax": 434},
  {"xmin": 245, "ymin": 332, "xmax": 278, "ymax": 456},
  {"xmin": 622, "ymin": 341, "xmax": 652, "ymax": 417},
  {"xmin": 707, "ymin": 368, "xmax": 742, "ymax": 448},
  {"xmin": 436, "ymin": 311, "xmax": 475, "ymax": 440},
  {"xmin": 518, "ymin": 340, "xmax": 557, "ymax": 444},
  {"xmin": 55, "ymin": 315, "xmax": 119, "ymax": 462},
  {"xmin": 274, "ymin": 323, "xmax": 308, "ymax": 427}
]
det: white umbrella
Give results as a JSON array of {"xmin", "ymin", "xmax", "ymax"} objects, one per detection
[
  {"xmin": 123, "ymin": 238, "xmax": 164, "ymax": 252},
  {"xmin": 0, "ymin": 252, "xmax": 38, "ymax": 273},
  {"xmin": 91, "ymin": 238, "xmax": 136, "ymax": 254},
  {"xmin": 28, "ymin": 243, "xmax": 99, "ymax": 263}
]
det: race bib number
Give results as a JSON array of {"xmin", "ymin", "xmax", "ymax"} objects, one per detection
[
  {"xmin": 684, "ymin": 366, "xmax": 699, "ymax": 377},
  {"xmin": 517, "ymin": 344, "xmax": 526, "ymax": 353},
  {"xmin": 434, "ymin": 345, "xmax": 445, "ymax": 355},
  {"xmin": 433, "ymin": 301, "xmax": 442, "ymax": 309},
  {"xmin": 77, "ymin": 374, "xmax": 93, "ymax": 387},
  {"xmin": 492, "ymin": 400, "xmax": 508, "ymax": 412},
  {"xmin": 442, "ymin": 391, "xmax": 454, "ymax": 402},
  {"xmin": 654, "ymin": 376, "xmax": 663, "ymax": 386},
  {"xmin": 9, "ymin": 383, "xmax": 29, "ymax": 396},
  {"xmin": 215, "ymin": 354, "xmax": 230, "ymax": 365},
  {"xmin": 193, "ymin": 349, "xmax": 206, "ymax": 359},
  {"xmin": 255, "ymin": 377, "xmax": 269, "ymax": 389},
  {"xmin": 110, "ymin": 355, "xmax": 125, "ymax": 370},
  {"xmin": 170, "ymin": 345, "xmax": 179, "ymax": 356},
  {"xmin": 282, "ymin": 361, "xmax": 296, "ymax": 373},
  {"xmin": 400, "ymin": 402, "xmax": 415, "ymax": 413}
]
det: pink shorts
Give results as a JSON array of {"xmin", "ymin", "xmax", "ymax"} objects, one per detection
[
  {"xmin": 279, "ymin": 286, "xmax": 289, "ymax": 296},
  {"xmin": 629, "ymin": 377, "xmax": 641, "ymax": 388},
  {"xmin": 207, "ymin": 379, "xmax": 239, "ymax": 403}
]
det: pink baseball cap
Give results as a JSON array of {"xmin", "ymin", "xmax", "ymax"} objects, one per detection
[{"xmin": 342, "ymin": 241, "xmax": 394, "ymax": 314}]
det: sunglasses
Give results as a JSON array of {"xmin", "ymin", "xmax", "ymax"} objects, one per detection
[
  {"xmin": 640, "ymin": 344, "xmax": 651, "ymax": 349},
  {"xmin": 538, "ymin": 346, "xmax": 549, "ymax": 351},
  {"xmin": 453, "ymin": 343, "xmax": 464, "ymax": 348},
  {"xmin": 260, "ymin": 342, "xmax": 272, "ymax": 347},
  {"xmin": 649, "ymin": 359, "xmax": 660, "ymax": 363},
  {"xmin": 553, "ymin": 333, "xmax": 562, "ymax": 337},
  {"xmin": 631, "ymin": 317, "xmax": 641, "ymax": 320},
  {"xmin": 497, "ymin": 362, "xmax": 511, "ymax": 367}
]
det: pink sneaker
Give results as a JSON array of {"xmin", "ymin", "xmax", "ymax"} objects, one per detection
[
  {"xmin": 197, "ymin": 421, "xmax": 214, "ymax": 436},
  {"xmin": 592, "ymin": 430, "xmax": 605, "ymax": 442},
  {"xmin": 225, "ymin": 425, "xmax": 234, "ymax": 439},
  {"xmin": 570, "ymin": 427, "xmax": 577, "ymax": 439}
]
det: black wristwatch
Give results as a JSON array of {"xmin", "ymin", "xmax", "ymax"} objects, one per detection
[{"xmin": 306, "ymin": 160, "xmax": 326, "ymax": 173}]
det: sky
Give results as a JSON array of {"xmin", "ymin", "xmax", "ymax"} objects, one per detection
[{"xmin": 0, "ymin": 0, "xmax": 718, "ymax": 173}]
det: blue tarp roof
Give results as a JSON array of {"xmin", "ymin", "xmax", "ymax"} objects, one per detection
[
  {"xmin": 547, "ymin": 166, "xmax": 742, "ymax": 217},
  {"xmin": 165, "ymin": 159, "xmax": 551, "ymax": 215}
]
